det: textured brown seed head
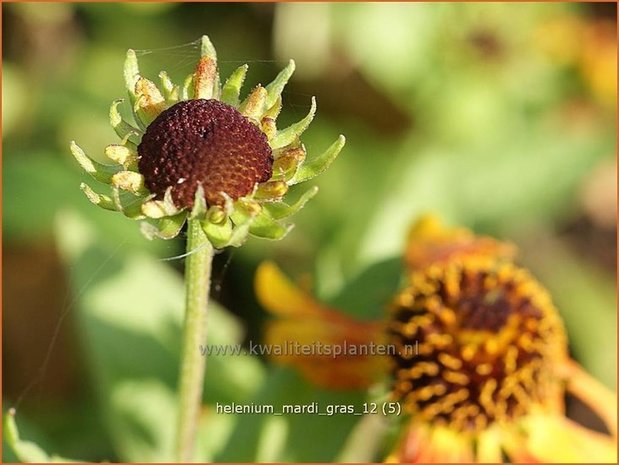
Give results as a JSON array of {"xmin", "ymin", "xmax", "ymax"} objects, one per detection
[
  {"xmin": 388, "ymin": 259, "xmax": 566, "ymax": 432},
  {"xmin": 138, "ymin": 99, "xmax": 273, "ymax": 208}
]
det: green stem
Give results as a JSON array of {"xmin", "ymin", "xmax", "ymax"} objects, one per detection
[{"xmin": 175, "ymin": 219, "xmax": 214, "ymax": 462}]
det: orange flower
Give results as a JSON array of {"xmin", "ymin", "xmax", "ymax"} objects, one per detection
[{"xmin": 255, "ymin": 215, "xmax": 617, "ymax": 462}]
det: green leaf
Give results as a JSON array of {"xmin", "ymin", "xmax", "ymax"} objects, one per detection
[{"xmin": 54, "ymin": 210, "xmax": 265, "ymax": 461}]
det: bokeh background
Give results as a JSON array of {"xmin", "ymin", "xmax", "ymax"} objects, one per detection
[{"xmin": 3, "ymin": 2, "xmax": 617, "ymax": 462}]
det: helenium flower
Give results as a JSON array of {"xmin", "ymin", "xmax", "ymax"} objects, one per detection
[
  {"xmin": 71, "ymin": 36, "xmax": 344, "ymax": 248},
  {"xmin": 256, "ymin": 215, "xmax": 617, "ymax": 462}
]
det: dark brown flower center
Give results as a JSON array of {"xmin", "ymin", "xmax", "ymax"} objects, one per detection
[
  {"xmin": 138, "ymin": 99, "xmax": 273, "ymax": 208},
  {"xmin": 388, "ymin": 259, "xmax": 566, "ymax": 432}
]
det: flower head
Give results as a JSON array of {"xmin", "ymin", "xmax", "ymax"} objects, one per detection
[
  {"xmin": 71, "ymin": 36, "xmax": 344, "ymax": 247},
  {"xmin": 256, "ymin": 215, "xmax": 617, "ymax": 462},
  {"xmin": 389, "ymin": 257, "xmax": 567, "ymax": 433}
]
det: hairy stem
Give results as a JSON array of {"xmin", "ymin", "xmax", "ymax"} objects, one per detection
[{"xmin": 175, "ymin": 219, "xmax": 213, "ymax": 462}]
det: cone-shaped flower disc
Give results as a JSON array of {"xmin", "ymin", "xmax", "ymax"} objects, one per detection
[{"xmin": 71, "ymin": 36, "xmax": 345, "ymax": 247}]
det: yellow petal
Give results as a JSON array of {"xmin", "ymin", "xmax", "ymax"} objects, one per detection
[
  {"xmin": 387, "ymin": 422, "xmax": 474, "ymax": 463},
  {"xmin": 476, "ymin": 426, "xmax": 503, "ymax": 463},
  {"xmin": 255, "ymin": 261, "xmax": 327, "ymax": 317},
  {"xmin": 519, "ymin": 413, "xmax": 617, "ymax": 463}
]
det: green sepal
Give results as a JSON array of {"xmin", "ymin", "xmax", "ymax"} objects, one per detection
[
  {"xmin": 291, "ymin": 134, "xmax": 345, "ymax": 184},
  {"xmin": 124, "ymin": 49, "xmax": 140, "ymax": 101},
  {"xmin": 201, "ymin": 217, "xmax": 233, "ymax": 249},
  {"xmin": 270, "ymin": 96, "xmax": 316, "ymax": 149},
  {"xmin": 221, "ymin": 64, "xmax": 248, "ymax": 107},
  {"xmin": 249, "ymin": 210, "xmax": 294, "ymax": 240},
  {"xmin": 159, "ymin": 71, "xmax": 180, "ymax": 105},
  {"xmin": 80, "ymin": 182, "xmax": 116, "ymax": 211},
  {"xmin": 110, "ymin": 100, "xmax": 141, "ymax": 145},
  {"xmin": 70, "ymin": 141, "xmax": 121, "ymax": 184},
  {"xmin": 239, "ymin": 85, "xmax": 268, "ymax": 122},
  {"xmin": 189, "ymin": 185, "xmax": 207, "ymax": 219},
  {"xmin": 112, "ymin": 187, "xmax": 148, "ymax": 219},
  {"xmin": 132, "ymin": 77, "xmax": 166, "ymax": 129},
  {"xmin": 200, "ymin": 35, "xmax": 217, "ymax": 60},
  {"xmin": 193, "ymin": 56, "xmax": 218, "ymax": 100},
  {"xmin": 264, "ymin": 185, "xmax": 319, "ymax": 219},
  {"xmin": 141, "ymin": 187, "xmax": 180, "ymax": 219},
  {"xmin": 264, "ymin": 59, "xmax": 295, "ymax": 110},
  {"xmin": 105, "ymin": 144, "xmax": 138, "ymax": 171},
  {"xmin": 254, "ymin": 180, "xmax": 288, "ymax": 201},
  {"xmin": 264, "ymin": 95, "xmax": 282, "ymax": 120},
  {"xmin": 140, "ymin": 212, "xmax": 187, "ymax": 240},
  {"xmin": 111, "ymin": 170, "xmax": 148, "ymax": 196},
  {"xmin": 181, "ymin": 74, "xmax": 194, "ymax": 100},
  {"xmin": 4, "ymin": 410, "xmax": 81, "ymax": 462},
  {"xmin": 227, "ymin": 211, "xmax": 256, "ymax": 248}
]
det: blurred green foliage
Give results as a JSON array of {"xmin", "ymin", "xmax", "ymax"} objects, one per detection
[{"xmin": 3, "ymin": 3, "xmax": 616, "ymax": 462}]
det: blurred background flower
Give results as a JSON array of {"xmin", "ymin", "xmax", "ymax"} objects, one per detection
[{"xmin": 3, "ymin": 2, "xmax": 616, "ymax": 462}]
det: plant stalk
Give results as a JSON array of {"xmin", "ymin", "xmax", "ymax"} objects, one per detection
[{"xmin": 175, "ymin": 219, "xmax": 213, "ymax": 462}]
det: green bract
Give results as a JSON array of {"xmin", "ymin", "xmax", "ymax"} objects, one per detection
[{"xmin": 71, "ymin": 36, "xmax": 344, "ymax": 247}]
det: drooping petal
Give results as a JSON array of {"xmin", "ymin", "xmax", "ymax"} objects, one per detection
[
  {"xmin": 265, "ymin": 318, "xmax": 387, "ymax": 389},
  {"xmin": 255, "ymin": 261, "xmax": 327, "ymax": 318},
  {"xmin": 256, "ymin": 261, "xmax": 388, "ymax": 389},
  {"xmin": 559, "ymin": 359, "xmax": 617, "ymax": 436}
]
